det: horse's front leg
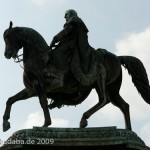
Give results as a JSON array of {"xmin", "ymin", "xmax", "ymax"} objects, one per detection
[
  {"xmin": 33, "ymin": 80, "xmax": 51, "ymax": 127},
  {"xmin": 3, "ymin": 88, "xmax": 35, "ymax": 132}
]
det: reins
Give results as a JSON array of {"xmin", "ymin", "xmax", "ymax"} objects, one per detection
[
  {"xmin": 13, "ymin": 46, "xmax": 51, "ymax": 70},
  {"xmin": 14, "ymin": 54, "xmax": 24, "ymax": 69}
]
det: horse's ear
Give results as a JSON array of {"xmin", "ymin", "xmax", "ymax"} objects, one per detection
[{"xmin": 9, "ymin": 21, "xmax": 13, "ymax": 29}]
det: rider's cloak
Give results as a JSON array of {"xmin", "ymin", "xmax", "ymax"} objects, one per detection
[{"xmin": 52, "ymin": 16, "xmax": 98, "ymax": 86}]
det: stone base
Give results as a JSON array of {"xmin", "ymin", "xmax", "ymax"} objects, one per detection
[{"xmin": 0, "ymin": 126, "xmax": 149, "ymax": 150}]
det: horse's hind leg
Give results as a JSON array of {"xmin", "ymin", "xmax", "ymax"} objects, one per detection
[
  {"xmin": 3, "ymin": 88, "xmax": 35, "ymax": 132},
  {"xmin": 80, "ymin": 66, "xmax": 109, "ymax": 128},
  {"xmin": 108, "ymin": 73, "xmax": 132, "ymax": 130},
  {"xmin": 109, "ymin": 92, "xmax": 132, "ymax": 130}
]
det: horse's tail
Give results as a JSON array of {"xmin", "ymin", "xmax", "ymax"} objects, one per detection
[{"xmin": 118, "ymin": 56, "xmax": 150, "ymax": 104}]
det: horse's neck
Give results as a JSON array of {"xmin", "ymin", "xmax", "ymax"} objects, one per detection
[
  {"xmin": 21, "ymin": 28, "xmax": 48, "ymax": 62},
  {"xmin": 23, "ymin": 46, "xmax": 45, "ymax": 64}
]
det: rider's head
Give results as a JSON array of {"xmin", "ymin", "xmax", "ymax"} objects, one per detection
[{"xmin": 64, "ymin": 9, "xmax": 78, "ymax": 22}]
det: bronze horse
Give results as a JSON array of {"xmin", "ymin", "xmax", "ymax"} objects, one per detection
[{"xmin": 3, "ymin": 22, "xmax": 150, "ymax": 132}]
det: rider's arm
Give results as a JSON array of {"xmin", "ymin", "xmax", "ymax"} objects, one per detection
[
  {"xmin": 50, "ymin": 23, "xmax": 74, "ymax": 48},
  {"xmin": 55, "ymin": 24, "xmax": 73, "ymax": 42}
]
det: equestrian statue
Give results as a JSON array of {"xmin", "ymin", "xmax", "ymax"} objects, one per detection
[{"xmin": 3, "ymin": 9, "xmax": 150, "ymax": 132}]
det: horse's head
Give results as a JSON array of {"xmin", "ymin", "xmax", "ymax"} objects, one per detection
[{"xmin": 4, "ymin": 21, "xmax": 23, "ymax": 59}]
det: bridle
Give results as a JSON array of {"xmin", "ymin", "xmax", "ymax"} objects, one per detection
[
  {"xmin": 14, "ymin": 54, "xmax": 23, "ymax": 63},
  {"xmin": 14, "ymin": 54, "xmax": 24, "ymax": 69},
  {"xmin": 13, "ymin": 46, "xmax": 51, "ymax": 69}
]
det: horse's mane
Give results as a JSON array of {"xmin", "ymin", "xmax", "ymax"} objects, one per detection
[
  {"xmin": 5, "ymin": 26, "xmax": 48, "ymax": 50},
  {"xmin": 18, "ymin": 27, "xmax": 48, "ymax": 48}
]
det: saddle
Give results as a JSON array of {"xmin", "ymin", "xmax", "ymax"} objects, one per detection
[
  {"xmin": 42, "ymin": 48, "xmax": 107, "ymax": 89},
  {"xmin": 43, "ymin": 65, "xmax": 65, "ymax": 89}
]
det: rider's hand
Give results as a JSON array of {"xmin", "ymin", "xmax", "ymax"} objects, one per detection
[
  {"xmin": 49, "ymin": 39, "xmax": 55, "ymax": 49},
  {"xmin": 49, "ymin": 35, "xmax": 59, "ymax": 49}
]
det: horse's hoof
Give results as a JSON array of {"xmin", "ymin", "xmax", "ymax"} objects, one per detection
[
  {"xmin": 80, "ymin": 119, "xmax": 88, "ymax": 128},
  {"xmin": 3, "ymin": 121, "xmax": 11, "ymax": 132},
  {"xmin": 42, "ymin": 121, "xmax": 51, "ymax": 127}
]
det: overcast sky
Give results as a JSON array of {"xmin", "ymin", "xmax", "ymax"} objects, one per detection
[{"xmin": 0, "ymin": 0, "xmax": 150, "ymax": 147}]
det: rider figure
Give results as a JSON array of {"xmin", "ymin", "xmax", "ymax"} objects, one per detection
[{"xmin": 49, "ymin": 9, "xmax": 97, "ymax": 88}]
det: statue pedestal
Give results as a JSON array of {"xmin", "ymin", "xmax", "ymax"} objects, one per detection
[{"xmin": 0, "ymin": 126, "xmax": 149, "ymax": 150}]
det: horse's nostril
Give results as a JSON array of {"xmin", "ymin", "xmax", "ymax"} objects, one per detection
[{"xmin": 4, "ymin": 51, "xmax": 11, "ymax": 59}]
